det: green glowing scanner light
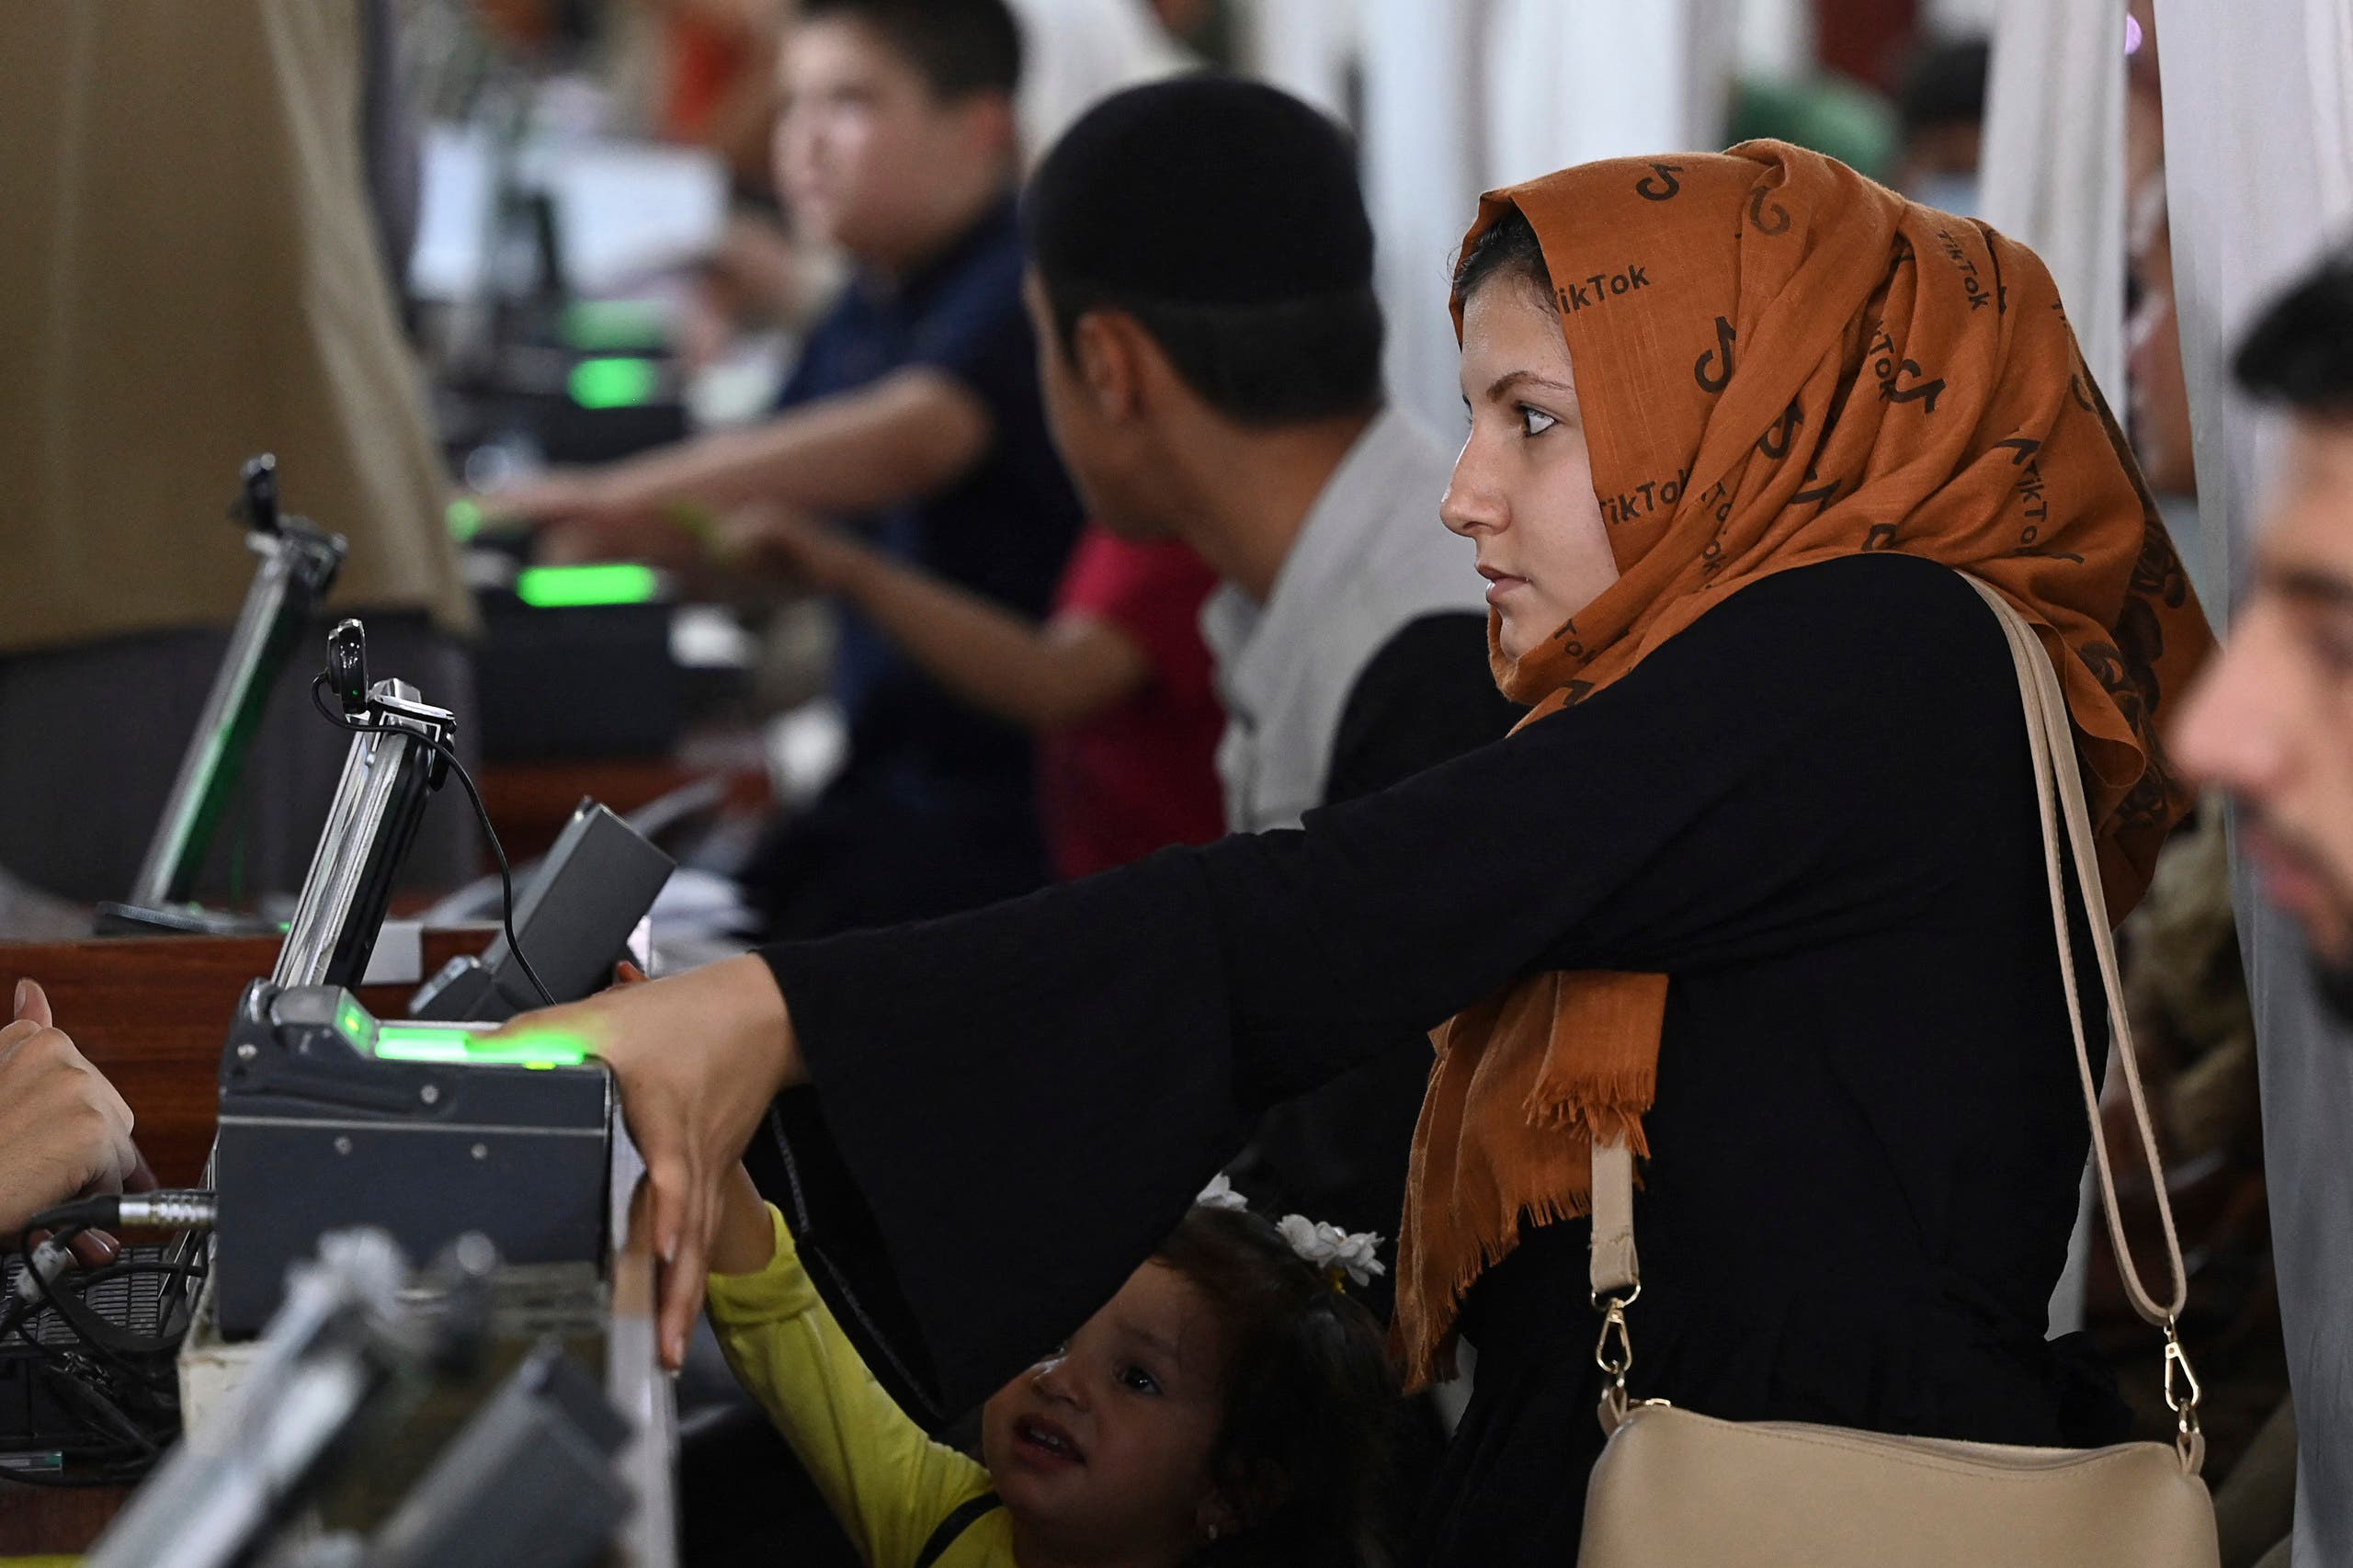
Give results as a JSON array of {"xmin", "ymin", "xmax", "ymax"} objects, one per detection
[
  {"xmin": 568, "ymin": 356, "xmax": 661, "ymax": 410},
  {"xmin": 372, "ymin": 1024, "xmax": 590, "ymax": 1069},
  {"xmin": 513, "ymin": 562, "xmax": 661, "ymax": 609}
]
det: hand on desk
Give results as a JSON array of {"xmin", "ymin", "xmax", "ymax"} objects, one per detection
[
  {"xmin": 0, "ymin": 980, "xmax": 150, "ymax": 1263},
  {"xmin": 485, "ymin": 953, "xmax": 804, "ymax": 1369}
]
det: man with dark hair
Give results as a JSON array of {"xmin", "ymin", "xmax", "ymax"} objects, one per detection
[
  {"xmin": 497, "ymin": 0, "xmax": 1084, "ymax": 936},
  {"xmin": 2172, "ymin": 250, "xmax": 2353, "ymax": 1568},
  {"xmin": 2177, "ymin": 252, "xmax": 2353, "ymax": 1015},
  {"xmin": 1019, "ymin": 75, "xmax": 1516, "ymax": 1246}
]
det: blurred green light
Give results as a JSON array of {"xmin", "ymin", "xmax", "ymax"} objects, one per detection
[
  {"xmin": 374, "ymin": 1025, "xmax": 589, "ymax": 1069},
  {"xmin": 514, "ymin": 563, "xmax": 660, "ymax": 609},
  {"xmin": 447, "ymin": 498, "xmax": 484, "ymax": 542},
  {"xmin": 563, "ymin": 300, "xmax": 670, "ymax": 352},
  {"xmin": 568, "ymin": 356, "xmax": 660, "ymax": 410}
]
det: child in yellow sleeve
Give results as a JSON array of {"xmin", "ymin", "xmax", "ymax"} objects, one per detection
[{"xmin": 705, "ymin": 1167, "xmax": 1400, "ymax": 1568}]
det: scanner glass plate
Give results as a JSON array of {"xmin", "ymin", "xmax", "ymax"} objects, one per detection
[{"xmin": 333, "ymin": 994, "xmax": 592, "ymax": 1068}]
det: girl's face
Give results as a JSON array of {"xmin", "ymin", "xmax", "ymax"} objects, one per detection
[
  {"xmin": 1444, "ymin": 278, "xmax": 1620, "ymax": 663},
  {"xmin": 981, "ymin": 1260, "xmax": 1233, "ymax": 1562}
]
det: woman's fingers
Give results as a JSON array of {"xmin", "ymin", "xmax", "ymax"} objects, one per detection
[
  {"xmin": 665, "ymin": 1186, "xmax": 712, "ymax": 1369},
  {"xmin": 490, "ymin": 956, "xmax": 802, "ymax": 1368},
  {"xmin": 641, "ymin": 1125, "xmax": 710, "ymax": 1369}
]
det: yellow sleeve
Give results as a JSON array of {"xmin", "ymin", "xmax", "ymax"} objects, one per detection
[{"xmin": 706, "ymin": 1204, "xmax": 994, "ymax": 1568}]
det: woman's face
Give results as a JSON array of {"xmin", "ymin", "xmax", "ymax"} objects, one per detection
[{"xmin": 1444, "ymin": 278, "xmax": 1619, "ymax": 663}]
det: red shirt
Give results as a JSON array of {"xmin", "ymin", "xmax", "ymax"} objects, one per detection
[{"xmin": 1040, "ymin": 526, "xmax": 1226, "ymax": 879}]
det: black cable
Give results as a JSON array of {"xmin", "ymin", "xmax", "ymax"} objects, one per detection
[
  {"xmin": 0, "ymin": 1292, "xmax": 28, "ymax": 1346},
  {"xmin": 18, "ymin": 1228, "xmax": 169, "ymax": 1366},
  {"xmin": 4, "ymin": 1207, "xmax": 203, "ymax": 1486},
  {"xmin": 310, "ymin": 675, "xmax": 555, "ymax": 1006}
]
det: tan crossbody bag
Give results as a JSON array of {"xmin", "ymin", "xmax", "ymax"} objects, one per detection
[{"xmin": 1575, "ymin": 575, "xmax": 2220, "ymax": 1567}]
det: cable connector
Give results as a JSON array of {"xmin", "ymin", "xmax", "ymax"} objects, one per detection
[
  {"xmin": 116, "ymin": 1191, "xmax": 219, "ymax": 1230},
  {"xmin": 27, "ymin": 1189, "xmax": 218, "ymax": 1235}
]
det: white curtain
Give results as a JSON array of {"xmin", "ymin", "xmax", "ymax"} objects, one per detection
[
  {"xmin": 1235, "ymin": 0, "xmax": 1358, "ymax": 119},
  {"xmin": 1359, "ymin": 0, "xmax": 1488, "ymax": 437},
  {"xmin": 2154, "ymin": 2, "xmax": 2353, "ymax": 1562},
  {"xmin": 1480, "ymin": 0, "xmax": 1733, "ymax": 187},
  {"xmin": 1347, "ymin": 0, "xmax": 1734, "ymax": 434},
  {"xmin": 1001, "ymin": 0, "xmax": 1189, "ymax": 165},
  {"xmin": 1978, "ymin": 0, "xmax": 2127, "ymax": 401}
]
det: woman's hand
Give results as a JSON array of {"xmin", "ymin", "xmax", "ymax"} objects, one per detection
[{"xmin": 486, "ymin": 954, "xmax": 803, "ymax": 1367}]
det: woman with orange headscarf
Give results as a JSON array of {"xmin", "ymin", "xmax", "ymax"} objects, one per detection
[{"xmin": 512, "ymin": 137, "xmax": 2211, "ymax": 1562}]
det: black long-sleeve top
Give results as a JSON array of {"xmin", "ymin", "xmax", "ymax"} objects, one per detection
[{"xmin": 760, "ymin": 553, "xmax": 2118, "ymax": 1558}]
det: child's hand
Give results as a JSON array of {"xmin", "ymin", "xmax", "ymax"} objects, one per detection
[{"xmin": 710, "ymin": 1161, "xmax": 779, "ymax": 1278}]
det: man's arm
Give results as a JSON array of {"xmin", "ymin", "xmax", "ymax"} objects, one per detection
[
  {"xmin": 0, "ymin": 981, "xmax": 141, "ymax": 1244},
  {"xmin": 493, "ymin": 368, "xmax": 995, "ymax": 556},
  {"xmin": 741, "ymin": 512, "xmax": 1150, "ymax": 732}
]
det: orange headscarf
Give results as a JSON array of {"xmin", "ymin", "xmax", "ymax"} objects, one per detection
[{"xmin": 1392, "ymin": 142, "xmax": 2214, "ymax": 1388}]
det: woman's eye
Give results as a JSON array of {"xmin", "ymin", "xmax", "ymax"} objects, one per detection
[
  {"xmin": 1120, "ymin": 1365, "xmax": 1163, "ymax": 1396},
  {"xmin": 1520, "ymin": 406, "xmax": 1558, "ymax": 437}
]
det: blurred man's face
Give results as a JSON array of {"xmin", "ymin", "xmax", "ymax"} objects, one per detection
[
  {"xmin": 2174, "ymin": 418, "xmax": 2353, "ymax": 996},
  {"xmin": 771, "ymin": 18, "xmax": 998, "ymax": 267}
]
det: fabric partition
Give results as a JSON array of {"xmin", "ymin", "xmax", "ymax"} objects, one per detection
[
  {"xmin": 1480, "ymin": 0, "xmax": 1733, "ymax": 189},
  {"xmin": 1979, "ymin": 0, "xmax": 2127, "ymax": 403},
  {"xmin": 2154, "ymin": 2, "xmax": 2353, "ymax": 1562},
  {"xmin": 1348, "ymin": 0, "xmax": 1735, "ymax": 433},
  {"xmin": 1233, "ymin": 0, "xmax": 1357, "ymax": 120},
  {"xmin": 1002, "ymin": 0, "xmax": 1189, "ymax": 165},
  {"xmin": 1359, "ymin": 0, "xmax": 1488, "ymax": 436}
]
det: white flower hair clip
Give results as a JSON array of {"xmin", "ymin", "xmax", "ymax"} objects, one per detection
[
  {"xmin": 1197, "ymin": 1173, "xmax": 1251, "ymax": 1212},
  {"xmin": 1195, "ymin": 1175, "xmax": 1388, "ymax": 1290},
  {"xmin": 1275, "ymin": 1215, "xmax": 1388, "ymax": 1289}
]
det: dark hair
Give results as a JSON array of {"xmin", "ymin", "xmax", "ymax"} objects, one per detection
[
  {"xmin": 1040, "ymin": 282, "xmax": 1387, "ymax": 426},
  {"xmin": 1897, "ymin": 37, "xmax": 1991, "ymax": 139},
  {"xmin": 1155, "ymin": 1205, "xmax": 1400, "ymax": 1568},
  {"xmin": 1452, "ymin": 205, "xmax": 1552, "ymax": 304},
  {"xmin": 1026, "ymin": 77, "xmax": 1384, "ymax": 426},
  {"xmin": 798, "ymin": 0, "xmax": 1022, "ymax": 99},
  {"xmin": 2234, "ymin": 250, "xmax": 2353, "ymax": 419}
]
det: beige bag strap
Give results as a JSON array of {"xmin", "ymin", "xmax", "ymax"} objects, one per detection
[{"xmin": 1586, "ymin": 574, "xmax": 2202, "ymax": 1456}]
